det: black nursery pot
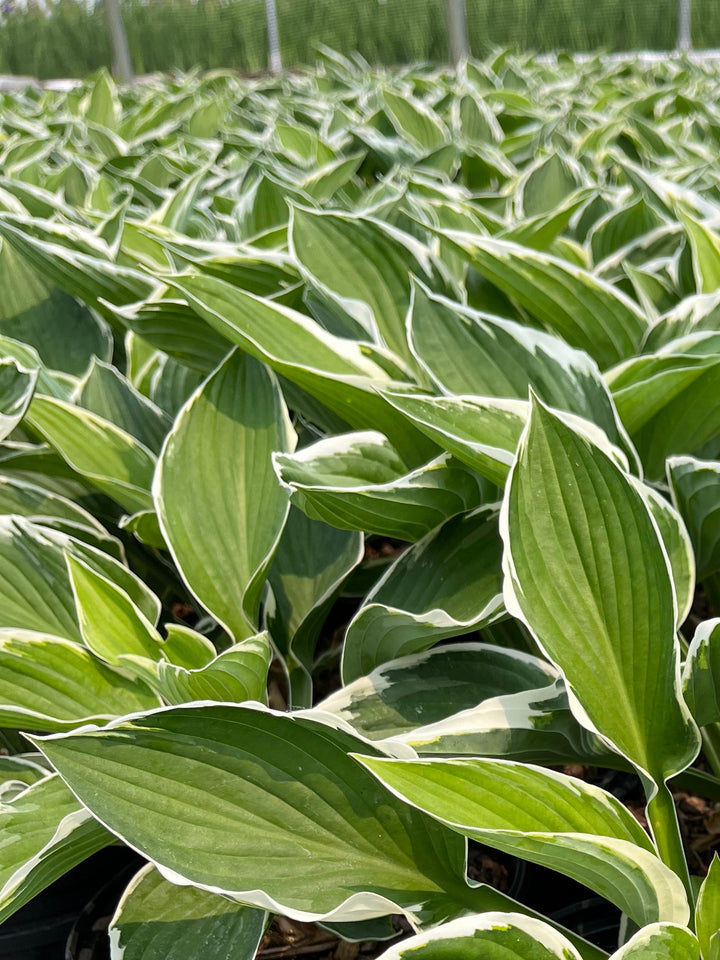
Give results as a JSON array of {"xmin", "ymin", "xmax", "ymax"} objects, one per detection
[
  {"xmin": 0, "ymin": 847, "xmax": 142, "ymax": 960},
  {"xmin": 517, "ymin": 859, "xmax": 622, "ymax": 953},
  {"xmin": 65, "ymin": 850, "xmax": 145, "ymax": 960},
  {"xmin": 549, "ymin": 897, "xmax": 623, "ymax": 954}
]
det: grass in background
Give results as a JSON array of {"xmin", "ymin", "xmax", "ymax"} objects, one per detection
[{"xmin": 0, "ymin": 0, "xmax": 711, "ymax": 80}]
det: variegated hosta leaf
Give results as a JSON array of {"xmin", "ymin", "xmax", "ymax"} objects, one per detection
[
  {"xmin": 682, "ymin": 618, "xmax": 720, "ymax": 727},
  {"xmin": 358, "ymin": 755, "xmax": 689, "ymax": 928},
  {"xmin": 119, "ymin": 508, "xmax": 166, "ymax": 549},
  {"xmin": 341, "ymin": 507, "xmax": 504, "ymax": 684},
  {"xmin": 437, "ymin": 232, "xmax": 647, "ymax": 368},
  {"xmin": 0, "ymin": 474, "xmax": 116, "ymax": 545},
  {"xmin": 0, "ymin": 516, "xmax": 158, "ymax": 641},
  {"xmin": 0, "ymin": 358, "xmax": 36, "ymax": 442},
  {"xmin": 639, "ymin": 483, "xmax": 695, "ymax": 627},
  {"xmin": 267, "ymin": 507, "xmax": 363, "ymax": 706},
  {"xmin": 644, "ymin": 292, "xmax": 720, "ymax": 354},
  {"xmin": 66, "ymin": 551, "xmax": 165, "ymax": 665},
  {"xmin": 383, "ymin": 90, "xmax": 447, "ymax": 152},
  {"xmin": 160, "ymin": 624, "xmax": 216, "ymax": 669},
  {"xmin": 171, "ymin": 273, "xmax": 437, "ymax": 465},
  {"xmin": 321, "ymin": 643, "xmax": 556, "ymax": 740},
  {"xmin": 67, "ymin": 510, "xmax": 270, "ymax": 703},
  {"xmin": 502, "ymin": 396, "xmax": 700, "ymax": 787},
  {"xmin": 108, "ymin": 863, "xmax": 267, "ymax": 960},
  {"xmin": 0, "ymin": 213, "xmax": 155, "ymax": 311},
  {"xmin": 0, "ymin": 630, "xmax": 159, "ymax": 729},
  {"xmin": 0, "ymin": 755, "xmax": 48, "ymax": 789},
  {"xmin": 26, "ymin": 394, "xmax": 156, "ymax": 513},
  {"xmin": 374, "ymin": 912, "xmax": 583, "ymax": 960},
  {"xmin": 611, "ymin": 923, "xmax": 699, "ymax": 959},
  {"xmin": 30, "ymin": 703, "xmax": 520, "ymax": 927},
  {"xmin": 290, "ymin": 206, "xmax": 431, "ymax": 367},
  {"xmin": 668, "ymin": 455, "xmax": 720, "ymax": 580},
  {"xmin": 407, "ymin": 281, "xmax": 627, "ymax": 449},
  {"xmin": 0, "ymin": 239, "xmax": 113, "ymax": 378},
  {"xmin": 519, "ymin": 153, "xmax": 583, "ymax": 219},
  {"xmin": 274, "ymin": 431, "xmax": 488, "ymax": 541},
  {"xmin": 0, "ymin": 331, "xmax": 72, "ymax": 399},
  {"xmin": 678, "ymin": 208, "xmax": 720, "ymax": 296},
  {"xmin": 76, "ymin": 357, "xmax": 171, "ymax": 454},
  {"xmin": 0, "ymin": 773, "xmax": 111, "ymax": 924},
  {"xmin": 155, "ymin": 349, "xmax": 295, "ymax": 641},
  {"xmin": 380, "ymin": 392, "xmax": 526, "ymax": 485},
  {"xmin": 607, "ymin": 344, "xmax": 720, "ymax": 478},
  {"xmin": 696, "ymin": 855, "xmax": 720, "ymax": 960},
  {"xmin": 397, "ymin": 679, "xmax": 616, "ymax": 767},
  {"xmin": 115, "ymin": 297, "xmax": 230, "ymax": 374},
  {"xmin": 502, "ymin": 191, "xmax": 592, "ymax": 253},
  {"xmin": 150, "ymin": 633, "xmax": 271, "ymax": 705}
]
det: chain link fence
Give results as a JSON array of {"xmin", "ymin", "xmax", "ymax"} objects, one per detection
[{"xmin": 0, "ymin": 0, "xmax": 714, "ymax": 81}]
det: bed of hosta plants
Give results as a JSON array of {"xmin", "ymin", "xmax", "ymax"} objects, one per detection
[{"xmin": 6, "ymin": 48, "xmax": 720, "ymax": 960}]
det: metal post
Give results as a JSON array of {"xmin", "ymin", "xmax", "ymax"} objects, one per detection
[
  {"xmin": 265, "ymin": 0, "xmax": 282, "ymax": 74},
  {"xmin": 677, "ymin": 0, "xmax": 692, "ymax": 52},
  {"xmin": 448, "ymin": 0, "xmax": 469, "ymax": 66},
  {"xmin": 104, "ymin": 0, "xmax": 134, "ymax": 83}
]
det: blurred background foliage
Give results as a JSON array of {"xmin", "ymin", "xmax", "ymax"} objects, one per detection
[{"xmin": 2, "ymin": 0, "xmax": 717, "ymax": 81}]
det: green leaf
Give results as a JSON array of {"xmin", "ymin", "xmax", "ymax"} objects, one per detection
[
  {"xmin": 155, "ymin": 350, "xmax": 294, "ymax": 641},
  {"xmin": 439, "ymin": 233, "xmax": 646, "ymax": 368},
  {"xmin": 119, "ymin": 509, "xmax": 166, "ymax": 549},
  {"xmin": 678, "ymin": 209, "xmax": 720, "ymax": 295},
  {"xmin": 358, "ymin": 755, "xmax": 689, "ymax": 927},
  {"xmin": 115, "ymin": 297, "xmax": 230, "ymax": 374},
  {"xmin": 77, "ymin": 358, "xmax": 171, "ymax": 455},
  {"xmin": 398, "ymin": 678, "xmax": 615, "ymax": 767},
  {"xmin": 380, "ymin": 392, "xmax": 526, "ymax": 485},
  {"xmin": 383, "ymin": 90, "xmax": 447, "ymax": 151},
  {"xmin": 374, "ymin": 912, "xmax": 582, "ymax": 960},
  {"xmin": 0, "ymin": 359, "xmax": 36, "ymax": 442},
  {"xmin": 668, "ymin": 456, "xmax": 720, "ymax": 580},
  {"xmin": 85, "ymin": 68, "xmax": 120, "ymax": 131},
  {"xmin": 640, "ymin": 484, "xmax": 695, "ymax": 627},
  {"xmin": 607, "ymin": 345, "xmax": 720, "ymax": 479},
  {"xmin": 341, "ymin": 507, "xmax": 504, "ymax": 683},
  {"xmin": 65, "ymin": 552, "xmax": 164, "ymax": 665},
  {"xmin": 503, "ymin": 397, "xmax": 699, "ymax": 785},
  {"xmin": 0, "ymin": 630, "xmax": 159, "ymax": 730},
  {"xmin": 696, "ymin": 855, "xmax": 720, "ymax": 960},
  {"xmin": 151, "ymin": 633, "xmax": 271, "ymax": 705},
  {"xmin": 108, "ymin": 863, "xmax": 267, "ymax": 960},
  {"xmin": 457, "ymin": 94, "xmax": 502, "ymax": 145},
  {"xmin": 682, "ymin": 618, "xmax": 720, "ymax": 727},
  {"xmin": 0, "ymin": 239, "xmax": 113, "ymax": 378},
  {"xmin": 160, "ymin": 623, "xmax": 216, "ymax": 669},
  {"xmin": 275, "ymin": 432, "xmax": 487, "ymax": 541},
  {"xmin": 0, "ymin": 516, "xmax": 157, "ymax": 641},
  {"xmin": 611, "ymin": 923, "xmax": 699, "ymax": 959},
  {"xmin": 407, "ymin": 282, "xmax": 628, "ymax": 450},
  {"xmin": 27, "ymin": 395, "xmax": 156, "ymax": 513},
  {"xmin": 0, "ymin": 755, "xmax": 48, "ymax": 788},
  {"xmin": 170, "ymin": 273, "xmax": 434, "ymax": 465},
  {"xmin": 0, "ymin": 773, "xmax": 111, "ymax": 924},
  {"xmin": 520, "ymin": 153, "xmax": 583, "ymax": 219},
  {"xmin": 290, "ymin": 206, "xmax": 430, "ymax": 368},
  {"xmin": 267, "ymin": 507, "xmax": 362, "ymax": 705},
  {"xmin": 32, "ymin": 703, "xmax": 493, "ymax": 926},
  {"xmin": 0, "ymin": 214, "xmax": 154, "ymax": 312},
  {"xmin": 0, "ymin": 475, "xmax": 114, "ymax": 544},
  {"xmin": 589, "ymin": 197, "xmax": 664, "ymax": 265},
  {"xmin": 321, "ymin": 642, "xmax": 557, "ymax": 740}
]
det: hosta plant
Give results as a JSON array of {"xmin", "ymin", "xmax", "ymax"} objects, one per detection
[{"xmin": 3, "ymin": 50, "xmax": 720, "ymax": 960}]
